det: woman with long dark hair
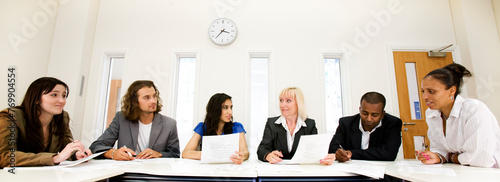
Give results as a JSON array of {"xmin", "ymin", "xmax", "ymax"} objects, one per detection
[
  {"xmin": 0, "ymin": 77, "xmax": 91, "ymax": 167},
  {"xmin": 182, "ymin": 93, "xmax": 249, "ymax": 164},
  {"xmin": 416, "ymin": 63, "xmax": 500, "ymax": 168}
]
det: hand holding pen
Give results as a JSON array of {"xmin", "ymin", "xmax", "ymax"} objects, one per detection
[
  {"xmin": 265, "ymin": 150, "xmax": 283, "ymax": 164},
  {"xmin": 335, "ymin": 140, "xmax": 352, "ymax": 162},
  {"xmin": 415, "ymin": 145, "xmax": 441, "ymax": 164},
  {"xmin": 52, "ymin": 138, "xmax": 89, "ymax": 164},
  {"xmin": 70, "ymin": 138, "xmax": 92, "ymax": 159},
  {"xmin": 415, "ymin": 144, "xmax": 430, "ymax": 161},
  {"xmin": 111, "ymin": 145, "xmax": 136, "ymax": 161}
]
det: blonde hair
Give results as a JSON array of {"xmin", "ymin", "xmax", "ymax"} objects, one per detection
[{"xmin": 279, "ymin": 87, "xmax": 307, "ymax": 121}]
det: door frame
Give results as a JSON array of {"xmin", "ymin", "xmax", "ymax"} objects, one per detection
[
  {"xmin": 386, "ymin": 44, "xmax": 465, "ymax": 119},
  {"xmin": 386, "ymin": 44, "xmax": 464, "ymax": 159}
]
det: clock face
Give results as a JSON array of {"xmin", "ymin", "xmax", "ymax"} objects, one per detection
[{"xmin": 208, "ymin": 18, "xmax": 237, "ymax": 46}]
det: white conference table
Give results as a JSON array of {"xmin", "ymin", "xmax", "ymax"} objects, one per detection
[
  {"xmin": 0, "ymin": 164, "xmax": 123, "ymax": 182},
  {"xmin": 384, "ymin": 160, "xmax": 500, "ymax": 182},
  {"xmin": 1, "ymin": 158, "xmax": 500, "ymax": 181}
]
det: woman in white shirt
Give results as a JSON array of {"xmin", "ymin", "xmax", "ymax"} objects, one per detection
[{"xmin": 417, "ymin": 63, "xmax": 500, "ymax": 168}]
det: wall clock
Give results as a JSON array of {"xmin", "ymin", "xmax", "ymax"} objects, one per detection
[{"xmin": 208, "ymin": 18, "xmax": 238, "ymax": 46}]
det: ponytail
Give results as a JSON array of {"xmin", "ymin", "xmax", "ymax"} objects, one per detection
[{"xmin": 424, "ymin": 63, "xmax": 472, "ymax": 97}]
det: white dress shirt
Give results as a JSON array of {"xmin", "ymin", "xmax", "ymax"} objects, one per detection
[
  {"xmin": 135, "ymin": 120, "xmax": 152, "ymax": 153},
  {"xmin": 358, "ymin": 118, "xmax": 382, "ymax": 150},
  {"xmin": 275, "ymin": 116, "xmax": 307, "ymax": 152},
  {"xmin": 426, "ymin": 95, "xmax": 500, "ymax": 168}
]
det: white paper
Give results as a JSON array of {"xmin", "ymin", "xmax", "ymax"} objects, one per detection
[
  {"xmin": 201, "ymin": 133, "xmax": 239, "ymax": 163},
  {"xmin": 57, "ymin": 151, "xmax": 105, "ymax": 167},
  {"xmin": 325, "ymin": 163, "xmax": 385, "ymax": 179},
  {"xmin": 397, "ymin": 166, "xmax": 456, "ymax": 176},
  {"xmin": 278, "ymin": 159, "xmax": 299, "ymax": 165},
  {"xmin": 396, "ymin": 160, "xmax": 442, "ymax": 167},
  {"xmin": 286, "ymin": 133, "xmax": 332, "ymax": 164},
  {"xmin": 413, "ymin": 136, "xmax": 425, "ymax": 151}
]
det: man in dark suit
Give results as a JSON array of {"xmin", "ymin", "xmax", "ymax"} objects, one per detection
[
  {"xmin": 328, "ymin": 92, "xmax": 402, "ymax": 161},
  {"xmin": 90, "ymin": 80, "xmax": 180, "ymax": 160}
]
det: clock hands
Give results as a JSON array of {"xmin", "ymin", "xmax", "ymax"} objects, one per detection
[
  {"xmin": 215, "ymin": 28, "xmax": 231, "ymax": 39},
  {"xmin": 215, "ymin": 28, "xmax": 225, "ymax": 39}
]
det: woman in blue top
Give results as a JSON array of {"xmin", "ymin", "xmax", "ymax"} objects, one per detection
[{"xmin": 182, "ymin": 93, "xmax": 249, "ymax": 164}]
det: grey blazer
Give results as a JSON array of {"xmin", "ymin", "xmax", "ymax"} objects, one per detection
[{"xmin": 90, "ymin": 112, "xmax": 180, "ymax": 158}]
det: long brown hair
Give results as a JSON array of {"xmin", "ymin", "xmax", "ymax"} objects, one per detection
[
  {"xmin": 17, "ymin": 77, "xmax": 69, "ymax": 153},
  {"xmin": 203, "ymin": 93, "xmax": 233, "ymax": 136},
  {"xmin": 121, "ymin": 80, "xmax": 163, "ymax": 121}
]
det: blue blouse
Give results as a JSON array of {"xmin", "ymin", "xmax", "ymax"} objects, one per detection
[{"xmin": 193, "ymin": 122, "xmax": 246, "ymax": 137}]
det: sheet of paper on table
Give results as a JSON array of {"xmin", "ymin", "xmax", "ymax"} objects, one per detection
[
  {"xmin": 282, "ymin": 133, "xmax": 332, "ymax": 164},
  {"xmin": 57, "ymin": 151, "xmax": 105, "ymax": 167},
  {"xmin": 201, "ymin": 133, "xmax": 239, "ymax": 163}
]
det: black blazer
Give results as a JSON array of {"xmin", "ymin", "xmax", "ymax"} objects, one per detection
[
  {"xmin": 257, "ymin": 116, "xmax": 318, "ymax": 162},
  {"xmin": 328, "ymin": 113, "xmax": 402, "ymax": 161}
]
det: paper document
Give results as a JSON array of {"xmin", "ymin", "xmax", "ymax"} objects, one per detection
[
  {"xmin": 397, "ymin": 165, "xmax": 456, "ymax": 176},
  {"xmin": 327, "ymin": 163, "xmax": 385, "ymax": 179},
  {"xmin": 201, "ymin": 133, "xmax": 239, "ymax": 163},
  {"xmin": 58, "ymin": 151, "xmax": 105, "ymax": 167},
  {"xmin": 286, "ymin": 133, "xmax": 332, "ymax": 164}
]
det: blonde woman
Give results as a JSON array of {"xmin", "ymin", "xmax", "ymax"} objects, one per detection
[{"xmin": 257, "ymin": 87, "xmax": 335, "ymax": 165}]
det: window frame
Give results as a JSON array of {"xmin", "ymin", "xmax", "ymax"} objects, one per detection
[{"xmin": 320, "ymin": 52, "xmax": 350, "ymax": 134}]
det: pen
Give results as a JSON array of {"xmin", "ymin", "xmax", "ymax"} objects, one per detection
[
  {"xmin": 70, "ymin": 138, "xmax": 88, "ymax": 155},
  {"xmin": 336, "ymin": 139, "xmax": 351, "ymax": 161},
  {"xmin": 123, "ymin": 145, "xmax": 133, "ymax": 157},
  {"xmin": 336, "ymin": 140, "xmax": 344, "ymax": 150},
  {"xmin": 417, "ymin": 144, "xmax": 430, "ymax": 161}
]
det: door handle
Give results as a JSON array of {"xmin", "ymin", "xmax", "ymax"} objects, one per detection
[
  {"xmin": 404, "ymin": 128, "xmax": 408, "ymax": 132},
  {"xmin": 403, "ymin": 122, "xmax": 416, "ymax": 126}
]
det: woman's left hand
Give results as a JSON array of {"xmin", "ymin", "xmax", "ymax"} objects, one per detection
[
  {"xmin": 230, "ymin": 151, "xmax": 245, "ymax": 164},
  {"xmin": 320, "ymin": 154, "xmax": 336, "ymax": 165}
]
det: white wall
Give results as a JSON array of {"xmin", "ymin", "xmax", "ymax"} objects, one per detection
[
  {"xmin": 493, "ymin": 0, "xmax": 500, "ymax": 39},
  {"xmin": 78, "ymin": 0, "xmax": 459, "ymax": 147},
  {"xmin": 46, "ymin": 0, "xmax": 100, "ymax": 141},
  {"xmin": 0, "ymin": 0, "xmax": 59, "ymax": 107},
  {"xmin": 450, "ymin": 0, "xmax": 500, "ymax": 120},
  {"xmin": 3, "ymin": 0, "xmax": 499, "ymax": 155}
]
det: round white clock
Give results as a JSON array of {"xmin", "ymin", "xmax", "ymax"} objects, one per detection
[{"xmin": 208, "ymin": 18, "xmax": 238, "ymax": 46}]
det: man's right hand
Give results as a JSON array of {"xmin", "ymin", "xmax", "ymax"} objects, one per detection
[
  {"xmin": 335, "ymin": 149, "xmax": 352, "ymax": 162},
  {"xmin": 111, "ymin": 147, "xmax": 136, "ymax": 161}
]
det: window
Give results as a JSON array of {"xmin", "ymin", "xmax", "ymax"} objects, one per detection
[
  {"xmin": 324, "ymin": 57, "xmax": 343, "ymax": 134},
  {"xmin": 102, "ymin": 57, "xmax": 125, "ymax": 133},
  {"xmin": 250, "ymin": 57, "xmax": 269, "ymax": 156},
  {"xmin": 174, "ymin": 57, "xmax": 196, "ymax": 152}
]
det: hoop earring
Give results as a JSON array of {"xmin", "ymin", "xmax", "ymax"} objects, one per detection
[{"xmin": 451, "ymin": 96, "xmax": 454, "ymax": 100}]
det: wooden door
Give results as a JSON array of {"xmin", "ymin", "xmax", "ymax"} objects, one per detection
[
  {"xmin": 393, "ymin": 51, "xmax": 453, "ymax": 159},
  {"xmin": 106, "ymin": 79, "xmax": 122, "ymax": 128}
]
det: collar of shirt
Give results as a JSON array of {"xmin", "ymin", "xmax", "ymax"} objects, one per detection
[
  {"xmin": 426, "ymin": 95, "xmax": 464, "ymax": 119},
  {"xmin": 275, "ymin": 116, "xmax": 307, "ymax": 152},
  {"xmin": 358, "ymin": 118, "xmax": 382, "ymax": 134},
  {"xmin": 449, "ymin": 95, "xmax": 464, "ymax": 119},
  {"xmin": 275, "ymin": 116, "xmax": 307, "ymax": 130},
  {"xmin": 138, "ymin": 120, "xmax": 153, "ymax": 126}
]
